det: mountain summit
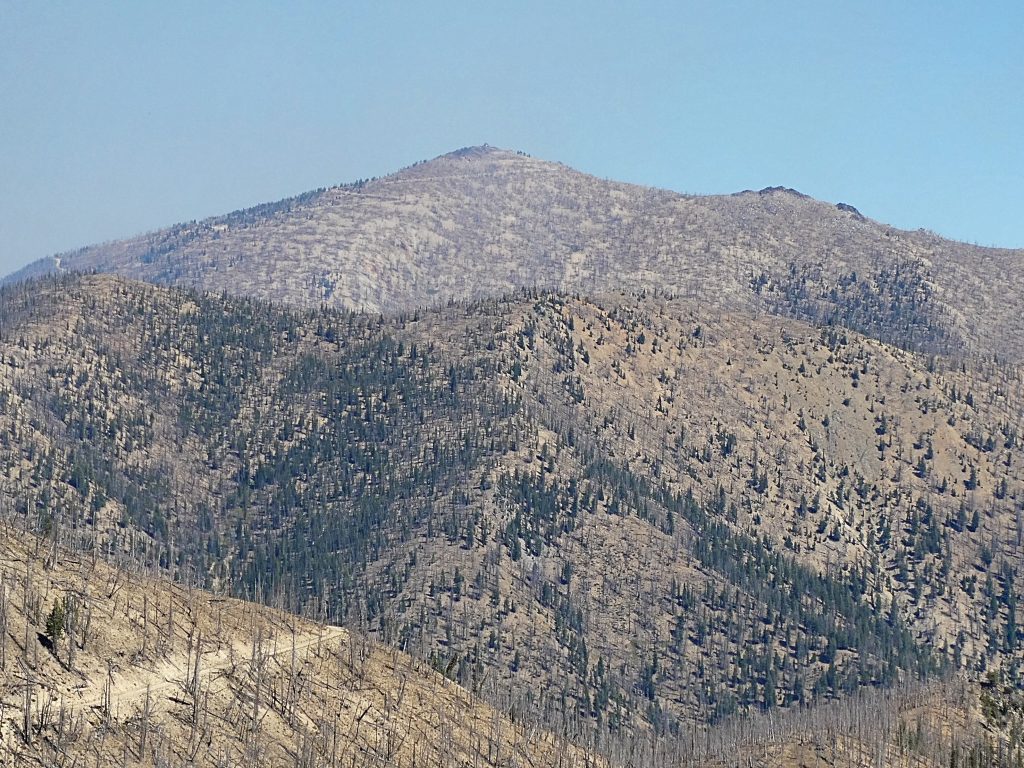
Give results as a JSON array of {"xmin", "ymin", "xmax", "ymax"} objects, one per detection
[{"xmin": 6, "ymin": 146, "xmax": 1023, "ymax": 358}]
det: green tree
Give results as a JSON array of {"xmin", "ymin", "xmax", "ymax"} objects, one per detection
[{"xmin": 45, "ymin": 598, "xmax": 66, "ymax": 644}]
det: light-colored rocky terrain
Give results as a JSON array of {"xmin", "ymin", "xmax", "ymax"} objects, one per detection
[{"xmin": 0, "ymin": 525, "xmax": 597, "ymax": 767}]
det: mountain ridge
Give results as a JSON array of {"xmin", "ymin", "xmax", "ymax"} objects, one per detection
[
  {"xmin": 4, "ymin": 136, "xmax": 1024, "ymax": 764},
  {"xmin": 6, "ymin": 146, "xmax": 1023, "ymax": 360}
]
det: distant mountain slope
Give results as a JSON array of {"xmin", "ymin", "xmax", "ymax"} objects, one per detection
[
  {"xmin": 2, "ymin": 274, "xmax": 1023, "ymax": 747},
  {"xmin": 6, "ymin": 146, "xmax": 1023, "ymax": 359}
]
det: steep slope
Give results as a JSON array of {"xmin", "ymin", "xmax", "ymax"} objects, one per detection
[
  {"xmin": 0, "ymin": 527, "xmax": 595, "ymax": 768},
  {"xmin": 1, "ymin": 274, "xmax": 1022, "ymax": 750},
  {"xmin": 2, "ymin": 529, "xmax": 1017, "ymax": 768},
  {"xmin": 6, "ymin": 146, "xmax": 1023, "ymax": 359}
]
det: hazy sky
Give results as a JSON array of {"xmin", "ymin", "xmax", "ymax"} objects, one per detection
[{"xmin": 2, "ymin": 2, "xmax": 1022, "ymax": 275}]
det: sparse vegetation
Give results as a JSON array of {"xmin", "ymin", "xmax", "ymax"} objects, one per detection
[
  {"xmin": 0, "ymin": 273, "xmax": 1022, "ymax": 766},
  {"xmin": 6, "ymin": 147, "xmax": 1023, "ymax": 360}
]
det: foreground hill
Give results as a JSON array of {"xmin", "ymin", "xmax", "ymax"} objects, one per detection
[
  {"xmin": 6, "ymin": 146, "xmax": 1023, "ymax": 359},
  {"xmin": 0, "ymin": 527, "xmax": 598, "ymax": 768},
  {"xmin": 1, "ymin": 274, "xmax": 1022, "ymax": 753},
  {"xmin": 2, "ymin": 527, "xmax": 1016, "ymax": 768}
]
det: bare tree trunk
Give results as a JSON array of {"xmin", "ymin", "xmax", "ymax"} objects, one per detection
[
  {"xmin": 22, "ymin": 677, "xmax": 33, "ymax": 745},
  {"xmin": 66, "ymin": 594, "xmax": 77, "ymax": 673},
  {"xmin": 0, "ymin": 577, "xmax": 8, "ymax": 671},
  {"xmin": 141, "ymin": 594, "xmax": 149, "ymax": 657},
  {"xmin": 81, "ymin": 601, "xmax": 92, "ymax": 653},
  {"xmin": 139, "ymin": 683, "xmax": 152, "ymax": 758},
  {"xmin": 103, "ymin": 660, "xmax": 113, "ymax": 728}
]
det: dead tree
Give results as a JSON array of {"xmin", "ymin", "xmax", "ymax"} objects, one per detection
[{"xmin": 0, "ymin": 576, "xmax": 8, "ymax": 671}]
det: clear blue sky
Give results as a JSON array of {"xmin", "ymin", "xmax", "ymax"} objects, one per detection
[{"xmin": 2, "ymin": 1, "xmax": 1022, "ymax": 275}]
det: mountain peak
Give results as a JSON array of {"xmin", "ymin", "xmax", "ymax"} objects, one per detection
[
  {"xmin": 733, "ymin": 185, "xmax": 810, "ymax": 199},
  {"xmin": 438, "ymin": 144, "xmax": 507, "ymax": 160},
  {"xmin": 757, "ymin": 184, "xmax": 809, "ymax": 198},
  {"xmin": 381, "ymin": 144, "xmax": 529, "ymax": 182},
  {"xmin": 4, "ymin": 149, "xmax": 1022, "ymax": 360}
]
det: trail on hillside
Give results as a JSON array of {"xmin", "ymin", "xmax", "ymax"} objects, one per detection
[{"xmin": 74, "ymin": 626, "xmax": 346, "ymax": 714}]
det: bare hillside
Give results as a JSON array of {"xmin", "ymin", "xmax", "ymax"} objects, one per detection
[{"xmin": 0, "ymin": 526, "xmax": 596, "ymax": 768}]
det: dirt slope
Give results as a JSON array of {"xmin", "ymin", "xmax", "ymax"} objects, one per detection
[{"xmin": 0, "ymin": 527, "xmax": 594, "ymax": 768}]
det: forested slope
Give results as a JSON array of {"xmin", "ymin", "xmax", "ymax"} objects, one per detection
[{"xmin": 1, "ymin": 275, "xmax": 1022, "ymax": 757}]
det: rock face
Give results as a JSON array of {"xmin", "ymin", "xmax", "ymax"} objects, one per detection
[
  {"xmin": 6, "ymin": 146, "xmax": 1024, "ymax": 359},
  {"xmin": 836, "ymin": 202, "xmax": 866, "ymax": 220}
]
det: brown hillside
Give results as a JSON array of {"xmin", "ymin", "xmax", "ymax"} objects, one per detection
[
  {"xmin": 0, "ymin": 525, "xmax": 596, "ymax": 768},
  {"xmin": 1, "ymin": 275, "xmax": 1022, "ymax": 750},
  {"xmin": 3, "ymin": 523, "xmax": 1017, "ymax": 768}
]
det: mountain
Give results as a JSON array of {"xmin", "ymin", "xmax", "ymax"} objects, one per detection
[
  {"xmin": 3, "ymin": 146, "xmax": 1024, "ymax": 764},
  {"xmin": 1, "ymin": 274, "xmax": 1022, "ymax": 765},
  {"xmin": 6, "ymin": 146, "xmax": 1024, "ymax": 360}
]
